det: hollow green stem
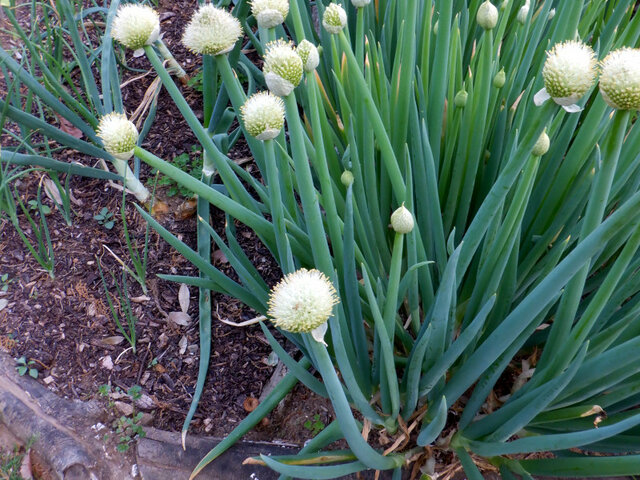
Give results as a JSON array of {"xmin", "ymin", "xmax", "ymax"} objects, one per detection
[
  {"xmin": 143, "ymin": 46, "xmax": 257, "ymax": 211},
  {"xmin": 307, "ymin": 338, "xmax": 404, "ymax": 471}
]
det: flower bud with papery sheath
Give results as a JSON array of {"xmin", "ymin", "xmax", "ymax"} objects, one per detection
[
  {"xmin": 532, "ymin": 130, "xmax": 550, "ymax": 157},
  {"xmin": 391, "ymin": 204, "xmax": 414, "ymax": 234},
  {"xmin": 477, "ymin": 1, "xmax": 498, "ymax": 30},
  {"xmin": 454, "ymin": 90, "xmax": 468, "ymax": 108},
  {"xmin": 493, "ymin": 68, "xmax": 506, "ymax": 88},
  {"xmin": 263, "ymin": 40, "xmax": 303, "ymax": 97},
  {"xmin": 268, "ymin": 269, "xmax": 339, "ymax": 335},
  {"xmin": 599, "ymin": 48, "xmax": 640, "ymax": 111},
  {"xmin": 241, "ymin": 92, "xmax": 285, "ymax": 141},
  {"xmin": 97, "ymin": 113, "xmax": 139, "ymax": 160},
  {"xmin": 182, "ymin": 5, "xmax": 243, "ymax": 56},
  {"xmin": 112, "ymin": 5, "xmax": 160, "ymax": 51},
  {"xmin": 251, "ymin": 0, "xmax": 289, "ymax": 29},
  {"xmin": 323, "ymin": 3, "xmax": 347, "ymax": 34}
]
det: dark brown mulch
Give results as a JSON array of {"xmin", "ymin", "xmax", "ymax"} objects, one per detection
[{"xmin": 0, "ymin": 0, "xmax": 333, "ymax": 448}]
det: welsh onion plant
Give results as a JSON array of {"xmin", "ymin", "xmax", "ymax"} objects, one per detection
[{"xmin": 15, "ymin": 0, "xmax": 640, "ymax": 478}]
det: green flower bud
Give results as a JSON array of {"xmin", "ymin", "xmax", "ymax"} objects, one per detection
[
  {"xmin": 251, "ymin": 0, "xmax": 289, "ymax": 29},
  {"xmin": 96, "ymin": 113, "xmax": 139, "ymax": 160},
  {"xmin": 454, "ymin": 90, "xmax": 468, "ymax": 108},
  {"xmin": 182, "ymin": 5, "xmax": 243, "ymax": 56},
  {"xmin": 240, "ymin": 92, "xmax": 285, "ymax": 141},
  {"xmin": 351, "ymin": 0, "xmax": 371, "ymax": 6},
  {"xmin": 390, "ymin": 204, "xmax": 414, "ymax": 234},
  {"xmin": 111, "ymin": 5, "xmax": 160, "ymax": 51},
  {"xmin": 341, "ymin": 170, "xmax": 354, "ymax": 187},
  {"xmin": 493, "ymin": 68, "xmax": 506, "ymax": 88},
  {"xmin": 477, "ymin": 1, "xmax": 498, "ymax": 30},
  {"xmin": 323, "ymin": 3, "xmax": 347, "ymax": 34},
  {"xmin": 263, "ymin": 40, "xmax": 304, "ymax": 97},
  {"xmin": 433, "ymin": 20, "xmax": 439, "ymax": 35},
  {"xmin": 297, "ymin": 39, "xmax": 320, "ymax": 73},
  {"xmin": 268, "ymin": 269, "xmax": 339, "ymax": 335},
  {"xmin": 532, "ymin": 130, "xmax": 550, "ymax": 157},
  {"xmin": 599, "ymin": 48, "xmax": 640, "ymax": 111}
]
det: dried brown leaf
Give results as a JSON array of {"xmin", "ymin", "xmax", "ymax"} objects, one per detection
[{"xmin": 178, "ymin": 284, "xmax": 190, "ymax": 313}]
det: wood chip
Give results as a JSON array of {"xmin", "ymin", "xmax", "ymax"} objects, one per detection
[
  {"xmin": 101, "ymin": 355, "xmax": 114, "ymax": 370},
  {"xmin": 101, "ymin": 335, "xmax": 124, "ymax": 346},
  {"xmin": 168, "ymin": 311, "xmax": 191, "ymax": 326},
  {"xmin": 178, "ymin": 335, "xmax": 188, "ymax": 355},
  {"xmin": 178, "ymin": 284, "xmax": 189, "ymax": 313}
]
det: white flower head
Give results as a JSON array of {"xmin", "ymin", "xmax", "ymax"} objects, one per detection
[
  {"xmin": 263, "ymin": 40, "xmax": 303, "ymax": 97},
  {"xmin": 351, "ymin": 0, "xmax": 371, "ymax": 7},
  {"xmin": 182, "ymin": 5, "xmax": 243, "ymax": 56},
  {"xmin": 297, "ymin": 39, "xmax": 320, "ymax": 73},
  {"xmin": 112, "ymin": 4, "xmax": 160, "ymax": 51},
  {"xmin": 390, "ymin": 204, "xmax": 414, "ymax": 234},
  {"xmin": 477, "ymin": 1, "xmax": 498, "ymax": 30},
  {"xmin": 97, "ymin": 113, "xmax": 139, "ymax": 160},
  {"xmin": 534, "ymin": 41, "xmax": 597, "ymax": 113},
  {"xmin": 251, "ymin": 0, "xmax": 289, "ymax": 29},
  {"xmin": 323, "ymin": 3, "xmax": 347, "ymax": 34},
  {"xmin": 599, "ymin": 48, "xmax": 640, "ymax": 111},
  {"xmin": 532, "ymin": 130, "xmax": 550, "ymax": 157},
  {"xmin": 240, "ymin": 92, "xmax": 285, "ymax": 141},
  {"xmin": 268, "ymin": 269, "xmax": 339, "ymax": 339}
]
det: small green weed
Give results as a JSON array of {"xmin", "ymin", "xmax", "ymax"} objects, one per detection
[
  {"xmin": 99, "ymin": 383, "xmax": 146, "ymax": 452},
  {"xmin": 186, "ymin": 68, "xmax": 203, "ymax": 92},
  {"xmin": 1, "ymin": 273, "xmax": 11, "ymax": 292},
  {"xmin": 151, "ymin": 145, "xmax": 203, "ymax": 197},
  {"xmin": 0, "ymin": 438, "xmax": 35, "ymax": 480},
  {"xmin": 27, "ymin": 199, "xmax": 51, "ymax": 215},
  {"xmin": 94, "ymin": 207, "xmax": 115, "ymax": 229},
  {"xmin": 15, "ymin": 357, "xmax": 38, "ymax": 379},
  {"xmin": 303, "ymin": 414, "xmax": 325, "ymax": 436}
]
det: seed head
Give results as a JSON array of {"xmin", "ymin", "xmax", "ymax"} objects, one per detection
[
  {"xmin": 532, "ymin": 130, "xmax": 550, "ymax": 157},
  {"xmin": 351, "ymin": 0, "xmax": 371, "ymax": 6},
  {"xmin": 97, "ymin": 113, "xmax": 139, "ymax": 160},
  {"xmin": 542, "ymin": 41, "xmax": 597, "ymax": 106},
  {"xmin": 240, "ymin": 92, "xmax": 285, "ymax": 141},
  {"xmin": 477, "ymin": 1, "xmax": 498, "ymax": 30},
  {"xmin": 323, "ymin": 3, "xmax": 347, "ymax": 34},
  {"xmin": 251, "ymin": 0, "xmax": 289, "ymax": 29},
  {"xmin": 111, "ymin": 4, "xmax": 160, "ymax": 51},
  {"xmin": 263, "ymin": 40, "xmax": 303, "ymax": 97},
  {"xmin": 182, "ymin": 5, "xmax": 243, "ymax": 56},
  {"xmin": 599, "ymin": 48, "xmax": 640, "ymax": 111},
  {"xmin": 268, "ymin": 269, "xmax": 339, "ymax": 334},
  {"xmin": 390, "ymin": 204, "xmax": 414, "ymax": 234},
  {"xmin": 297, "ymin": 39, "xmax": 320, "ymax": 73}
]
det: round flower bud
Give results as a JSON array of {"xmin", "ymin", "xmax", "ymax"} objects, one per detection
[
  {"xmin": 111, "ymin": 4, "xmax": 160, "ymax": 51},
  {"xmin": 263, "ymin": 40, "xmax": 303, "ymax": 97},
  {"xmin": 548, "ymin": 9, "xmax": 556, "ymax": 20},
  {"xmin": 493, "ymin": 68, "xmax": 506, "ymax": 88},
  {"xmin": 598, "ymin": 48, "xmax": 640, "ymax": 111},
  {"xmin": 268, "ymin": 269, "xmax": 339, "ymax": 334},
  {"xmin": 251, "ymin": 0, "xmax": 289, "ymax": 29},
  {"xmin": 433, "ymin": 20, "xmax": 439, "ymax": 35},
  {"xmin": 97, "ymin": 113, "xmax": 139, "ymax": 160},
  {"xmin": 477, "ymin": 1, "xmax": 498, "ymax": 30},
  {"xmin": 182, "ymin": 5, "xmax": 243, "ymax": 56},
  {"xmin": 323, "ymin": 3, "xmax": 347, "ymax": 34},
  {"xmin": 240, "ymin": 92, "xmax": 285, "ymax": 141},
  {"xmin": 500, "ymin": 1, "xmax": 508, "ymax": 11},
  {"xmin": 517, "ymin": 2, "xmax": 529, "ymax": 24},
  {"xmin": 454, "ymin": 90, "xmax": 468, "ymax": 108},
  {"xmin": 341, "ymin": 170, "xmax": 354, "ymax": 187},
  {"xmin": 351, "ymin": 0, "xmax": 371, "ymax": 6},
  {"xmin": 532, "ymin": 130, "xmax": 550, "ymax": 157},
  {"xmin": 541, "ymin": 41, "xmax": 597, "ymax": 106},
  {"xmin": 390, "ymin": 204, "xmax": 414, "ymax": 234},
  {"xmin": 297, "ymin": 39, "xmax": 320, "ymax": 73}
]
